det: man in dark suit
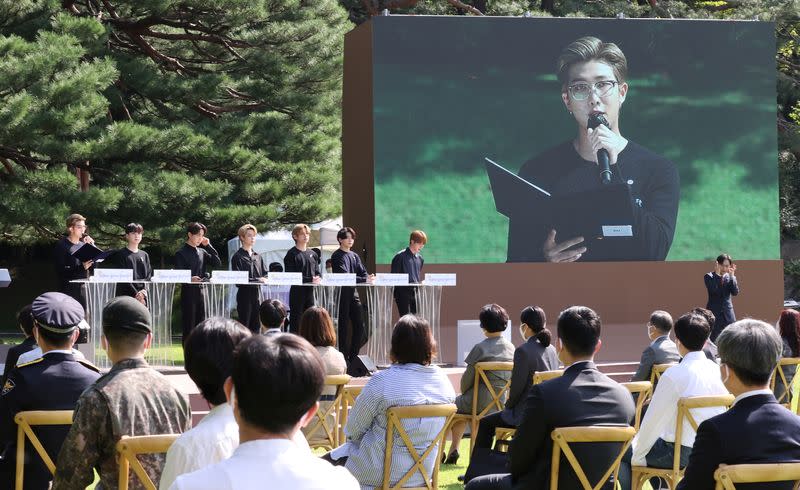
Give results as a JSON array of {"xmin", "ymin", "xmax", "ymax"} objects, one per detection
[
  {"xmin": 631, "ymin": 310, "xmax": 681, "ymax": 382},
  {"xmin": 466, "ymin": 306, "xmax": 635, "ymax": 490},
  {"xmin": 0, "ymin": 293, "xmax": 100, "ymax": 490},
  {"xmin": 677, "ymin": 318, "xmax": 800, "ymax": 490},
  {"xmin": 1, "ymin": 305, "xmax": 37, "ymax": 387},
  {"xmin": 704, "ymin": 254, "xmax": 739, "ymax": 341}
]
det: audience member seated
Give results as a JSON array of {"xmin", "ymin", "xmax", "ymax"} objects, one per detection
[
  {"xmin": 692, "ymin": 307, "xmax": 719, "ymax": 361},
  {"xmin": 466, "ymin": 306, "xmax": 635, "ymax": 490},
  {"xmin": 160, "ymin": 318, "xmax": 310, "ymax": 489},
  {"xmin": 298, "ymin": 306, "xmax": 347, "ymax": 443},
  {"xmin": 0, "ymin": 293, "xmax": 100, "ymax": 490},
  {"xmin": 52, "ymin": 296, "xmax": 191, "ymax": 489},
  {"xmin": 259, "ymin": 298, "xmax": 287, "ymax": 335},
  {"xmin": 623, "ymin": 312, "xmax": 728, "ymax": 486},
  {"xmin": 631, "ymin": 310, "xmax": 680, "ymax": 382},
  {"xmin": 326, "ymin": 315, "xmax": 455, "ymax": 488},
  {"xmin": 169, "ymin": 334, "xmax": 359, "ymax": 489},
  {"xmin": 444, "ymin": 304, "xmax": 515, "ymax": 464},
  {"xmin": 775, "ymin": 309, "xmax": 800, "ymax": 402},
  {"xmin": 677, "ymin": 319, "xmax": 800, "ymax": 489},
  {"xmin": 472, "ymin": 306, "xmax": 559, "ymax": 452},
  {"xmin": 0, "ymin": 304, "xmax": 36, "ymax": 386}
]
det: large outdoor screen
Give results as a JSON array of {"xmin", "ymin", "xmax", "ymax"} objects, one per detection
[{"xmin": 372, "ymin": 17, "xmax": 778, "ymax": 264}]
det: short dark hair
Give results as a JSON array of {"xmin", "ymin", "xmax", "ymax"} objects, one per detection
[
  {"xmin": 17, "ymin": 304, "xmax": 34, "ymax": 337},
  {"xmin": 299, "ymin": 306, "xmax": 336, "ymax": 347},
  {"xmin": 34, "ymin": 323, "xmax": 74, "ymax": 349},
  {"xmin": 268, "ymin": 262, "xmax": 283, "ymax": 273},
  {"xmin": 390, "ymin": 315, "xmax": 436, "ymax": 365},
  {"xmin": 691, "ymin": 307, "xmax": 716, "ymax": 330},
  {"xmin": 649, "ymin": 310, "xmax": 673, "ymax": 334},
  {"xmin": 232, "ymin": 334, "xmax": 325, "ymax": 434},
  {"xmin": 479, "ymin": 304, "xmax": 509, "ymax": 333},
  {"xmin": 337, "ymin": 227, "xmax": 356, "ymax": 241},
  {"xmin": 124, "ymin": 223, "xmax": 143, "ymax": 234},
  {"xmin": 716, "ymin": 253, "xmax": 733, "ymax": 265},
  {"xmin": 187, "ymin": 222, "xmax": 207, "ymax": 235},
  {"xmin": 674, "ymin": 313, "xmax": 710, "ymax": 351},
  {"xmin": 557, "ymin": 306, "xmax": 601, "ymax": 357},
  {"xmin": 184, "ymin": 318, "xmax": 251, "ymax": 405},
  {"xmin": 104, "ymin": 328, "xmax": 148, "ymax": 352},
  {"xmin": 259, "ymin": 299, "xmax": 287, "ymax": 330}
]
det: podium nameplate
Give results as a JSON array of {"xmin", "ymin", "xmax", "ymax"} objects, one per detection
[
  {"xmin": 152, "ymin": 269, "xmax": 192, "ymax": 283},
  {"xmin": 374, "ymin": 273, "xmax": 409, "ymax": 286},
  {"xmin": 0, "ymin": 268, "xmax": 10, "ymax": 288},
  {"xmin": 92, "ymin": 269, "xmax": 133, "ymax": 282},
  {"xmin": 267, "ymin": 272, "xmax": 303, "ymax": 286},
  {"xmin": 423, "ymin": 273, "xmax": 457, "ymax": 286},
  {"xmin": 211, "ymin": 271, "xmax": 249, "ymax": 284},
  {"xmin": 322, "ymin": 274, "xmax": 357, "ymax": 286}
]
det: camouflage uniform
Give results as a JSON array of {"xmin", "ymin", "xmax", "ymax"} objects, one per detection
[{"xmin": 51, "ymin": 358, "xmax": 191, "ymax": 490}]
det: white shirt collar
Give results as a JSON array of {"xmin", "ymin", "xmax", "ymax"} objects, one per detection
[
  {"xmin": 682, "ymin": 350, "xmax": 706, "ymax": 362},
  {"xmin": 43, "ymin": 349, "xmax": 74, "ymax": 356},
  {"xmin": 733, "ymin": 388, "xmax": 773, "ymax": 406}
]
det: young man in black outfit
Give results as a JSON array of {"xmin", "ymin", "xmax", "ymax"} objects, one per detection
[
  {"xmin": 390, "ymin": 230, "xmax": 426, "ymax": 316},
  {"xmin": 106, "ymin": 223, "xmax": 152, "ymax": 305},
  {"xmin": 283, "ymin": 224, "xmax": 321, "ymax": 334},
  {"xmin": 175, "ymin": 222, "xmax": 221, "ymax": 341},
  {"xmin": 330, "ymin": 227, "xmax": 374, "ymax": 372},
  {"xmin": 54, "ymin": 213, "xmax": 96, "ymax": 311},
  {"xmin": 231, "ymin": 223, "xmax": 268, "ymax": 333}
]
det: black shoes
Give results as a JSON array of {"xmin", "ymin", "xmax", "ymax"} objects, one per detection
[{"xmin": 442, "ymin": 449, "xmax": 460, "ymax": 465}]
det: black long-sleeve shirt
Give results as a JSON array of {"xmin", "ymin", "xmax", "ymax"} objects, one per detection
[
  {"xmin": 283, "ymin": 246, "xmax": 320, "ymax": 283},
  {"xmin": 54, "ymin": 237, "xmax": 90, "ymax": 292},
  {"xmin": 390, "ymin": 247, "xmax": 424, "ymax": 284},
  {"xmin": 174, "ymin": 243, "xmax": 221, "ymax": 279},
  {"xmin": 507, "ymin": 140, "xmax": 680, "ymax": 262},
  {"xmin": 231, "ymin": 248, "xmax": 267, "ymax": 288},
  {"xmin": 105, "ymin": 248, "xmax": 152, "ymax": 297},
  {"xmin": 331, "ymin": 249, "xmax": 369, "ymax": 283}
]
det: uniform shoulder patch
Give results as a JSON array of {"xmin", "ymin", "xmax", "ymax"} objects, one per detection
[
  {"xmin": 77, "ymin": 359, "xmax": 101, "ymax": 373},
  {"xmin": 2, "ymin": 379, "xmax": 15, "ymax": 396},
  {"xmin": 16, "ymin": 357, "xmax": 44, "ymax": 369}
]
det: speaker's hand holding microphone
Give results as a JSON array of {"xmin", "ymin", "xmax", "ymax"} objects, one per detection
[{"xmin": 587, "ymin": 113, "xmax": 628, "ymax": 185}]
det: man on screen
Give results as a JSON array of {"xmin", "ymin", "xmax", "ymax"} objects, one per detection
[{"xmin": 507, "ymin": 36, "xmax": 679, "ymax": 263}]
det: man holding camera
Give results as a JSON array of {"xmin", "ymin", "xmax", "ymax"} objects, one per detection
[{"xmin": 0, "ymin": 292, "xmax": 100, "ymax": 490}]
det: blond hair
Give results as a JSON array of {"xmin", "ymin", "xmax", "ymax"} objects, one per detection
[
  {"xmin": 291, "ymin": 224, "xmax": 310, "ymax": 241},
  {"xmin": 66, "ymin": 214, "xmax": 86, "ymax": 229},
  {"xmin": 557, "ymin": 36, "xmax": 628, "ymax": 88},
  {"xmin": 238, "ymin": 223, "xmax": 257, "ymax": 240}
]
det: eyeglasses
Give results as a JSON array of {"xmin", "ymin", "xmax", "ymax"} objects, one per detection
[{"xmin": 567, "ymin": 80, "xmax": 619, "ymax": 100}]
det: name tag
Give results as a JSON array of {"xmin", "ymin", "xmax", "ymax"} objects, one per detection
[
  {"xmin": 601, "ymin": 225, "xmax": 633, "ymax": 237},
  {"xmin": 374, "ymin": 273, "xmax": 409, "ymax": 286},
  {"xmin": 211, "ymin": 270, "xmax": 249, "ymax": 284},
  {"xmin": 152, "ymin": 269, "xmax": 192, "ymax": 283},
  {"xmin": 92, "ymin": 269, "xmax": 133, "ymax": 282},
  {"xmin": 322, "ymin": 274, "xmax": 356, "ymax": 286},
  {"xmin": 267, "ymin": 272, "xmax": 303, "ymax": 286},
  {"xmin": 423, "ymin": 273, "xmax": 457, "ymax": 286}
]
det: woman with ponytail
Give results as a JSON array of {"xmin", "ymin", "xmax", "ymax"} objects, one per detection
[{"xmin": 471, "ymin": 306, "xmax": 560, "ymax": 451}]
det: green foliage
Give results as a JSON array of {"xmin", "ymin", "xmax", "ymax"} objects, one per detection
[{"xmin": 0, "ymin": 0, "xmax": 350, "ymax": 252}]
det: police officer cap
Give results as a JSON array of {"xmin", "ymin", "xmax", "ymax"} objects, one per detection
[
  {"xmin": 102, "ymin": 296, "xmax": 152, "ymax": 334},
  {"xmin": 31, "ymin": 292, "xmax": 85, "ymax": 333}
]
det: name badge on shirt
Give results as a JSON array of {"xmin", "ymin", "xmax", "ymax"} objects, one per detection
[{"xmin": 601, "ymin": 225, "xmax": 633, "ymax": 237}]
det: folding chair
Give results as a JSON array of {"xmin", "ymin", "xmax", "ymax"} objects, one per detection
[
  {"xmin": 116, "ymin": 434, "xmax": 180, "ymax": 490},
  {"xmin": 621, "ymin": 381, "xmax": 653, "ymax": 431},
  {"xmin": 533, "ymin": 369, "xmax": 564, "ymax": 385},
  {"xmin": 494, "ymin": 368, "xmax": 566, "ymax": 448},
  {"xmin": 770, "ymin": 357, "xmax": 800, "ymax": 407},
  {"xmin": 449, "ymin": 361, "xmax": 513, "ymax": 454},
  {"xmin": 714, "ymin": 462, "xmax": 800, "ymax": 489},
  {"xmin": 339, "ymin": 384, "xmax": 363, "ymax": 443},
  {"xmin": 380, "ymin": 404, "xmax": 457, "ymax": 490},
  {"xmin": 305, "ymin": 374, "xmax": 350, "ymax": 449},
  {"xmin": 14, "ymin": 410, "xmax": 74, "ymax": 490},
  {"xmin": 549, "ymin": 425, "xmax": 637, "ymax": 490},
  {"xmin": 631, "ymin": 394, "xmax": 735, "ymax": 489}
]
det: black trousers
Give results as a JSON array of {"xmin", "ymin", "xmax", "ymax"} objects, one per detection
[
  {"xmin": 181, "ymin": 285, "xmax": 206, "ymax": 341},
  {"xmin": 338, "ymin": 287, "xmax": 366, "ymax": 366},
  {"xmin": 394, "ymin": 286, "xmax": 418, "ymax": 316},
  {"xmin": 236, "ymin": 286, "xmax": 261, "ymax": 334},
  {"xmin": 288, "ymin": 285, "xmax": 315, "ymax": 334},
  {"xmin": 474, "ymin": 412, "xmax": 513, "ymax": 451}
]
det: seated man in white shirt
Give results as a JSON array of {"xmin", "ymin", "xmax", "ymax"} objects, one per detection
[
  {"xmin": 169, "ymin": 333, "xmax": 359, "ymax": 490},
  {"xmin": 621, "ymin": 312, "xmax": 728, "ymax": 488}
]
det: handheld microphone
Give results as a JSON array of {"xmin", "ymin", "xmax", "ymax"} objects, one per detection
[{"xmin": 588, "ymin": 113, "xmax": 612, "ymax": 185}]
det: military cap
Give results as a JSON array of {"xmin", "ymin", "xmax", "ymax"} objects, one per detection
[
  {"xmin": 31, "ymin": 292, "xmax": 84, "ymax": 333},
  {"xmin": 102, "ymin": 296, "xmax": 152, "ymax": 333}
]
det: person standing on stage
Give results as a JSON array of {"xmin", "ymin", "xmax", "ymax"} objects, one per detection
[
  {"xmin": 704, "ymin": 253, "xmax": 739, "ymax": 341},
  {"xmin": 54, "ymin": 213, "xmax": 95, "ymax": 312},
  {"xmin": 284, "ymin": 224, "xmax": 321, "ymax": 334},
  {"xmin": 106, "ymin": 223, "xmax": 152, "ymax": 306},
  {"xmin": 231, "ymin": 224, "xmax": 268, "ymax": 334},
  {"xmin": 331, "ymin": 227, "xmax": 374, "ymax": 372},
  {"xmin": 390, "ymin": 230, "xmax": 427, "ymax": 316},
  {"xmin": 175, "ymin": 222, "xmax": 221, "ymax": 341}
]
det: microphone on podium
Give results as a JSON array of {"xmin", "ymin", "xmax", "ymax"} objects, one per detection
[{"xmin": 588, "ymin": 113, "xmax": 612, "ymax": 185}]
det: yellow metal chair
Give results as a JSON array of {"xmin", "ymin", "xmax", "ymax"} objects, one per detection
[
  {"xmin": 339, "ymin": 384, "xmax": 363, "ymax": 443},
  {"xmin": 380, "ymin": 404, "xmax": 457, "ymax": 490},
  {"xmin": 116, "ymin": 434, "xmax": 180, "ymax": 490},
  {"xmin": 649, "ymin": 363, "xmax": 677, "ymax": 388},
  {"xmin": 533, "ymin": 369, "xmax": 564, "ymax": 385},
  {"xmin": 305, "ymin": 374, "xmax": 350, "ymax": 449},
  {"xmin": 14, "ymin": 410, "xmax": 74, "ymax": 490},
  {"xmin": 714, "ymin": 462, "xmax": 800, "ymax": 489},
  {"xmin": 631, "ymin": 394, "xmax": 735, "ymax": 489},
  {"xmin": 621, "ymin": 381, "xmax": 653, "ymax": 431},
  {"xmin": 449, "ymin": 361, "xmax": 514, "ymax": 454},
  {"xmin": 770, "ymin": 357, "xmax": 800, "ymax": 407},
  {"xmin": 549, "ymin": 426, "xmax": 637, "ymax": 490}
]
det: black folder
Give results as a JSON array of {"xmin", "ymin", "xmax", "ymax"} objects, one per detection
[
  {"xmin": 71, "ymin": 242, "xmax": 113, "ymax": 263},
  {"xmin": 485, "ymin": 157, "xmax": 636, "ymax": 254}
]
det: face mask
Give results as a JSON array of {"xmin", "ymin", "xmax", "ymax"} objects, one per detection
[
  {"xmin": 721, "ymin": 364, "xmax": 730, "ymax": 384},
  {"xmin": 519, "ymin": 323, "xmax": 529, "ymax": 341},
  {"xmin": 228, "ymin": 386, "xmax": 237, "ymax": 409}
]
